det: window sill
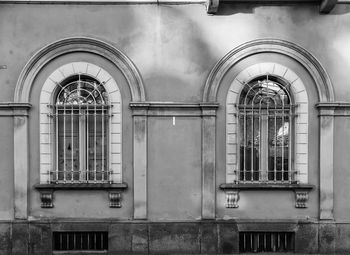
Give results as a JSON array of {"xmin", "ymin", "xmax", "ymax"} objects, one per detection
[
  {"xmin": 219, "ymin": 183, "xmax": 314, "ymax": 209},
  {"xmin": 34, "ymin": 183, "xmax": 128, "ymax": 208}
]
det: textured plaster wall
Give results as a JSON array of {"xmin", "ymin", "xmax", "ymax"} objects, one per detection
[
  {"xmin": 1, "ymin": 3, "xmax": 350, "ymax": 220},
  {"xmin": 148, "ymin": 117, "xmax": 202, "ymax": 220},
  {"xmin": 0, "ymin": 118, "xmax": 14, "ymax": 220},
  {"xmin": 334, "ymin": 118, "xmax": 350, "ymax": 221}
]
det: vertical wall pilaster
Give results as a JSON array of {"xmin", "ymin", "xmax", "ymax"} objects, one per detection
[
  {"xmin": 13, "ymin": 105, "xmax": 31, "ymax": 219},
  {"xmin": 130, "ymin": 103, "xmax": 149, "ymax": 220},
  {"xmin": 317, "ymin": 104, "xmax": 335, "ymax": 220},
  {"xmin": 201, "ymin": 103, "xmax": 218, "ymax": 219}
]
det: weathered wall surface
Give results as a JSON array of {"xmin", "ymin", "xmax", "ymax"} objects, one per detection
[
  {"xmin": 0, "ymin": 118, "xmax": 14, "ymax": 220},
  {"xmin": 148, "ymin": 117, "xmax": 202, "ymax": 220},
  {"xmin": 0, "ymin": 4, "xmax": 350, "ymax": 101},
  {"xmin": 0, "ymin": 3, "xmax": 350, "ymax": 222}
]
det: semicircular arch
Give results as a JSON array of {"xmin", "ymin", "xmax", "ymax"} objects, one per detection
[
  {"xmin": 203, "ymin": 39, "xmax": 334, "ymax": 103},
  {"xmin": 15, "ymin": 36, "xmax": 146, "ymax": 103}
]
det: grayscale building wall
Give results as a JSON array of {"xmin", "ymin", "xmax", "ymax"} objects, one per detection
[{"xmin": 0, "ymin": 1, "xmax": 350, "ymax": 254}]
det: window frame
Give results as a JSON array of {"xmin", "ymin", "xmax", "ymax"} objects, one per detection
[
  {"xmin": 226, "ymin": 62, "xmax": 309, "ymax": 185},
  {"xmin": 237, "ymin": 76, "xmax": 296, "ymax": 184},
  {"xmin": 39, "ymin": 62, "xmax": 122, "ymax": 185},
  {"xmin": 52, "ymin": 75, "xmax": 111, "ymax": 183}
]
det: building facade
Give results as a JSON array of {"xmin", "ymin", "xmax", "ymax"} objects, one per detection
[{"xmin": 1, "ymin": 0, "xmax": 350, "ymax": 253}]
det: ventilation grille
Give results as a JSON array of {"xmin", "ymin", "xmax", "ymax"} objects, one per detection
[
  {"xmin": 53, "ymin": 231, "xmax": 108, "ymax": 251},
  {"xmin": 239, "ymin": 232, "xmax": 294, "ymax": 253}
]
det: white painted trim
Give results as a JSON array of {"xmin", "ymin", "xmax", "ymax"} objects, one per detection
[
  {"xmin": 39, "ymin": 61, "xmax": 122, "ymax": 184},
  {"xmin": 226, "ymin": 62, "xmax": 309, "ymax": 184}
]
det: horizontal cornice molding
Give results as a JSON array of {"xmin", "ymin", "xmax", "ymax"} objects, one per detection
[
  {"xmin": 130, "ymin": 101, "xmax": 219, "ymax": 116},
  {"xmin": 0, "ymin": 0, "xmax": 346, "ymax": 14},
  {"xmin": 0, "ymin": 102, "xmax": 32, "ymax": 116},
  {"xmin": 0, "ymin": 102, "xmax": 32, "ymax": 109},
  {"xmin": 316, "ymin": 102, "xmax": 350, "ymax": 108},
  {"xmin": 316, "ymin": 102, "xmax": 350, "ymax": 116}
]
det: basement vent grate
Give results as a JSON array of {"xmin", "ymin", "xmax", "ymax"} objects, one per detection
[
  {"xmin": 239, "ymin": 231, "xmax": 295, "ymax": 253},
  {"xmin": 53, "ymin": 231, "xmax": 108, "ymax": 251}
]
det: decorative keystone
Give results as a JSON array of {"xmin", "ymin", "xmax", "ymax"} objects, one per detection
[
  {"xmin": 226, "ymin": 191, "xmax": 240, "ymax": 208},
  {"xmin": 40, "ymin": 190, "xmax": 54, "ymax": 208},
  {"xmin": 295, "ymin": 190, "xmax": 309, "ymax": 208},
  {"xmin": 109, "ymin": 192, "xmax": 122, "ymax": 208}
]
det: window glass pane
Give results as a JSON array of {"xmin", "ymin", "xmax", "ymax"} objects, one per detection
[
  {"xmin": 268, "ymin": 115, "xmax": 289, "ymax": 181},
  {"xmin": 238, "ymin": 77, "xmax": 292, "ymax": 183},
  {"xmin": 87, "ymin": 108, "xmax": 108, "ymax": 181},
  {"xmin": 57, "ymin": 109, "xmax": 80, "ymax": 181},
  {"xmin": 54, "ymin": 75, "xmax": 110, "ymax": 183},
  {"xmin": 239, "ymin": 114, "xmax": 260, "ymax": 181}
]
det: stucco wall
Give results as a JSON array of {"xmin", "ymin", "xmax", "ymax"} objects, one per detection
[
  {"xmin": 1, "ymin": 3, "xmax": 350, "ymax": 221},
  {"xmin": 0, "ymin": 117, "xmax": 14, "ymax": 219}
]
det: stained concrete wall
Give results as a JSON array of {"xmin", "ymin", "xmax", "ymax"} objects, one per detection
[{"xmin": 1, "ymin": 3, "xmax": 350, "ymax": 222}]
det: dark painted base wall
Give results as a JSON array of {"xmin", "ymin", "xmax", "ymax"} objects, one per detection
[{"xmin": 0, "ymin": 220, "xmax": 347, "ymax": 254}]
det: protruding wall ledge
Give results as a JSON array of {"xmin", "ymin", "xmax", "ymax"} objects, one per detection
[
  {"xmin": 130, "ymin": 101, "xmax": 219, "ymax": 117},
  {"xmin": 220, "ymin": 183, "xmax": 314, "ymax": 209},
  {"xmin": 34, "ymin": 183, "xmax": 128, "ymax": 208},
  {"xmin": 1, "ymin": 0, "xmax": 344, "ymax": 14},
  {"xmin": 0, "ymin": 102, "xmax": 32, "ymax": 116},
  {"xmin": 317, "ymin": 102, "xmax": 350, "ymax": 116}
]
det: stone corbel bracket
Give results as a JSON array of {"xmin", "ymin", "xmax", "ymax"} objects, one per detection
[
  {"xmin": 220, "ymin": 183, "xmax": 314, "ymax": 209},
  {"xmin": 225, "ymin": 190, "xmax": 240, "ymax": 208},
  {"xmin": 294, "ymin": 189, "xmax": 309, "ymax": 208},
  {"xmin": 34, "ymin": 183, "xmax": 128, "ymax": 208}
]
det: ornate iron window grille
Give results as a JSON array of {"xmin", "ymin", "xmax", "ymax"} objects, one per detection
[
  {"xmin": 49, "ymin": 75, "xmax": 112, "ymax": 183},
  {"xmin": 237, "ymin": 76, "xmax": 297, "ymax": 184}
]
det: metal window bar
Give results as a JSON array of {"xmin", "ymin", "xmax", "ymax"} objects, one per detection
[
  {"xmin": 239, "ymin": 232, "xmax": 295, "ymax": 253},
  {"xmin": 237, "ymin": 77, "xmax": 296, "ymax": 183},
  {"xmin": 53, "ymin": 231, "xmax": 108, "ymax": 251},
  {"xmin": 50, "ymin": 76, "xmax": 111, "ymax": 184}
]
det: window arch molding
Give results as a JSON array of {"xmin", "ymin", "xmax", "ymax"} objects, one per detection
[
  {"xmin": 13, "ymin": 37, "xmax": 146, "ymax": 218},
  {"xmin": 202, "ymin": 39, "xmax": 335, "ymax": 216},
  {"xmin": 14, "ymin": 36, "xmax": 145, "ymax": 103},
  {"xmin": 203, "ymin": 39, "xmax": 334, "ymax": 103}
]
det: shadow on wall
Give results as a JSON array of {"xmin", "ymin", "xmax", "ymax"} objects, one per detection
[
  {"xmin": 215, "ymin": 3, "xmax": 350, "ymax": 16},
  {"xmin": 329, "ymin": 4, "xmax": 350, "ymax": 15},
  {"xmin": 141, "ymin": 4, "xmax": 219, "ymax": 101}
]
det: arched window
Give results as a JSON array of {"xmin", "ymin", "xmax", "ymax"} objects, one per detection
[
  {"xmin": 53, "ymin": 75, "xmax": 110, "ymax": 183},
  {"xmin": 238, "ymin": 76, "xmax": 295, "ymax": 183},
  {"xmin": 226, "ymin": 62, "xmax": 309, "ymax": 186},
  {"xmin": 40, "ymin": 62, "xmax": 122, "ymax": 185}
]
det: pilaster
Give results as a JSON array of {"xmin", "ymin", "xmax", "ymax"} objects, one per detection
[
  {"xmin": 12, "ymin": 104, "xmax": 31, "ymax": 219},
  {"xmin": 317, "ymin": 103, "xmax": 335, "ymax": 220},
  {"xmin": 200, "ymin": 103, "xmax": 219, "ymax": 219},
  {"xmin": 130, "ymin": 103, "xmax": 149, "ymax": 220}
]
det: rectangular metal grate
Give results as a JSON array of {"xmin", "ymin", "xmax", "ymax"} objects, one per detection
[
  {"xmin": 239, "ymin": 231, "xmax": 294, "ymax": 253},
  {"xmin": 53, "ymin": 231, "xmax": 108, "ymax": 251}
]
